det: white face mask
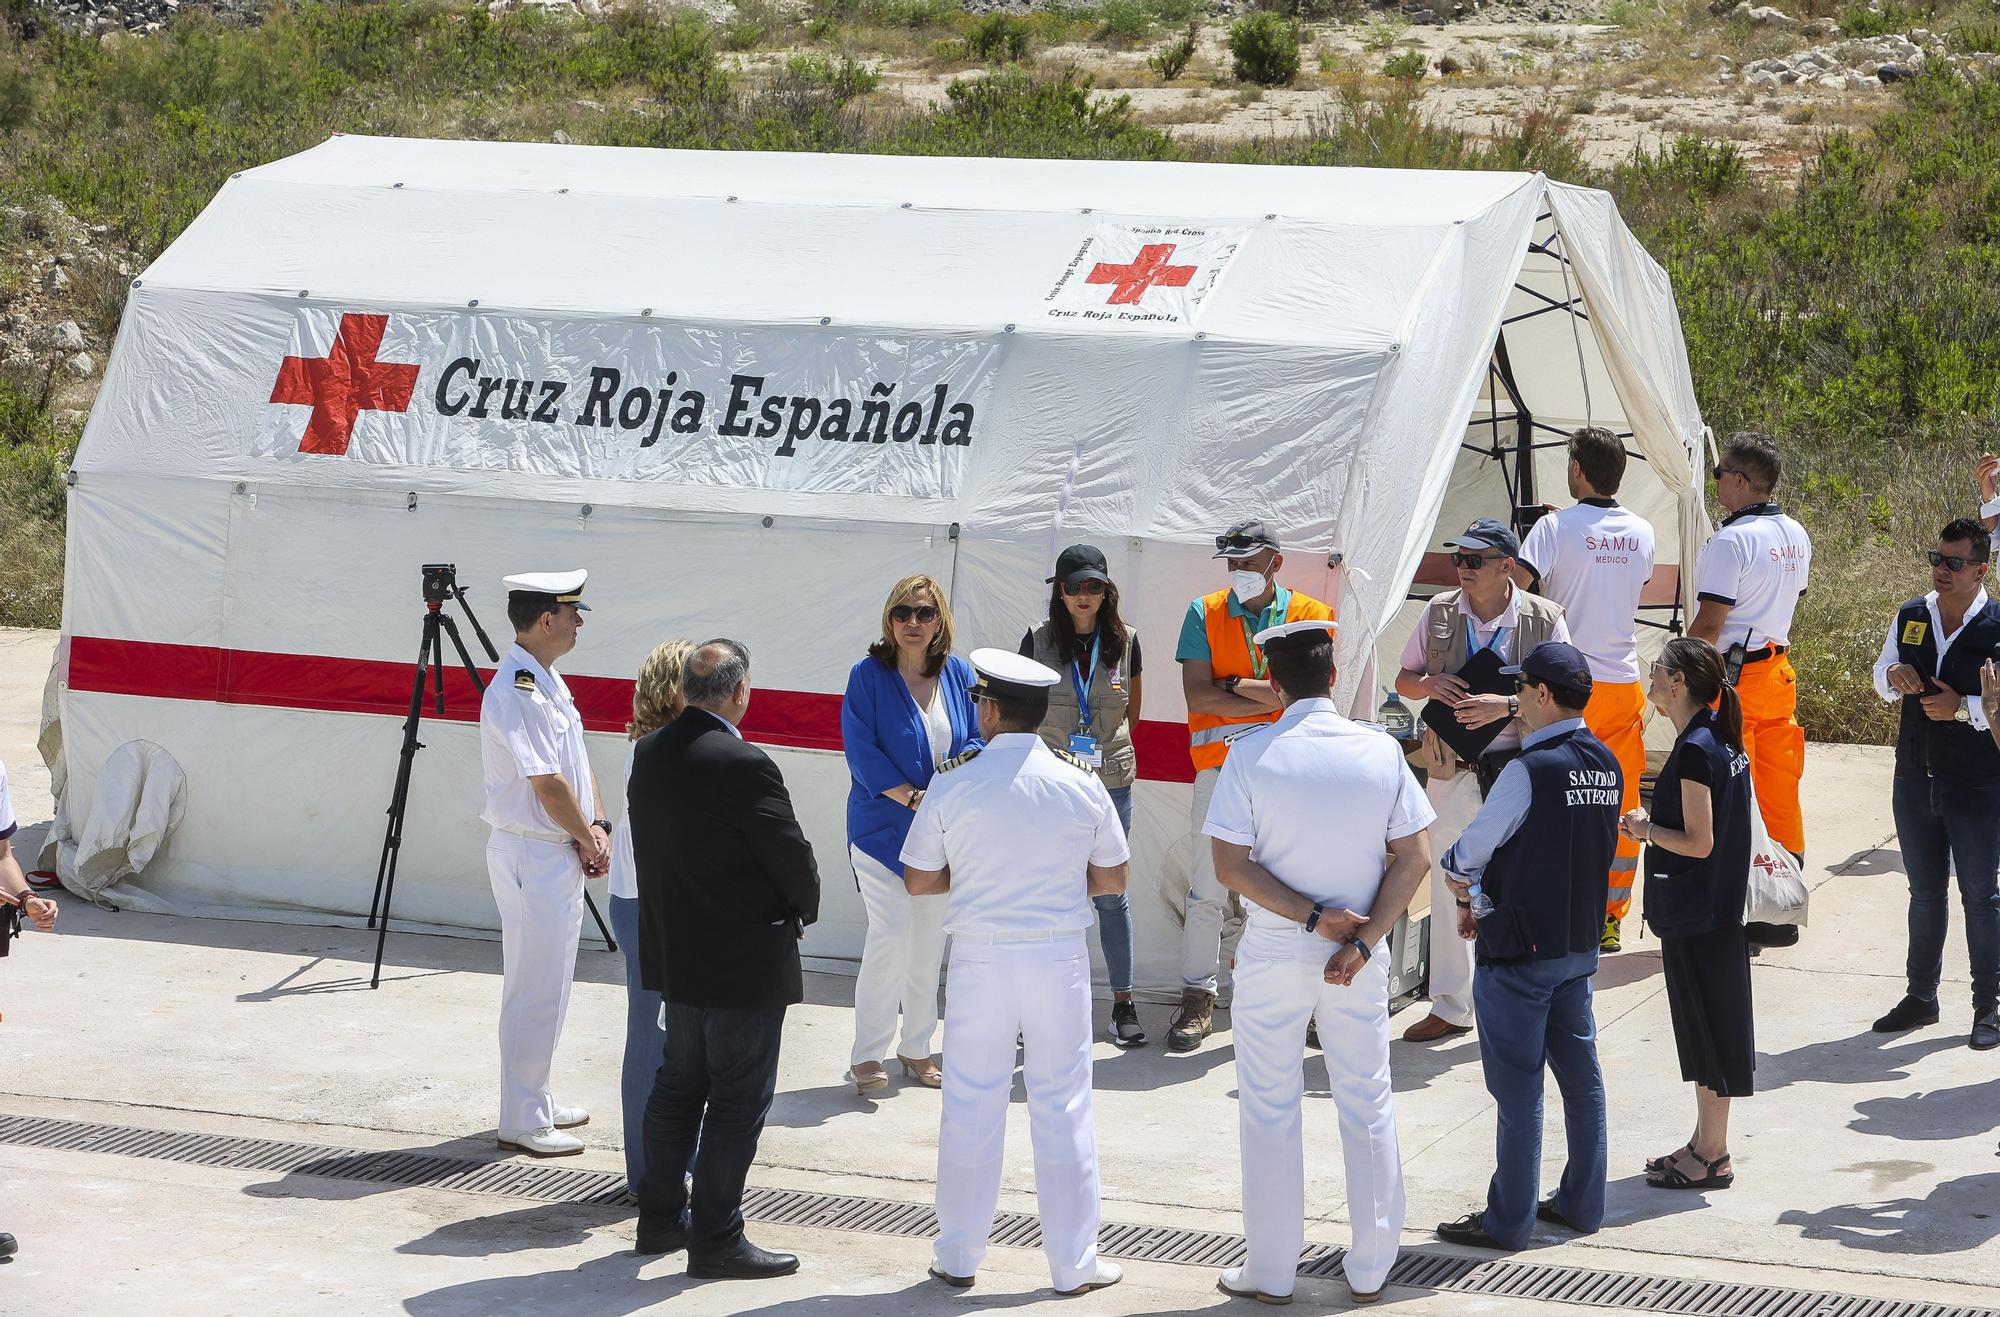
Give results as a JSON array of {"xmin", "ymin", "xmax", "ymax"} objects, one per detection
[{"xmin": 1230, "ymin": 569, "xmax": 1268, "ymax": 603}]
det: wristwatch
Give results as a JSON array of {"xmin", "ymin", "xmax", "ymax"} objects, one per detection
[
  {"xmin": 1224, "ymin": 676, "xmax": 1242, "ymax": 695},
  {"xmin": 1955, "ymin": 702, "xmax": 1972, "ymax": 724},
  {"xmin": 591, "ymin": 818, "xmax": 613, "ymax": 834},
  {"xmin": 1506, "ymin": 695, "xmax": 1520, "ymax": 717},
  {"xmin": 1304, "ymin": 901, "xmax": 1324, "ymax": 933}
]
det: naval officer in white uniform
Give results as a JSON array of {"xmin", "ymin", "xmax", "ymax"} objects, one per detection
[
  {"xmin": 1204, "ymin": 619, "xmax": 1435, "ymax": 1305},
  {"xmin": 901, "ymin": 649, "xmax": 1129, "ymax": 1297},
  {"xmin": 480, "ymin": 569, "xmax": 609, "ymax": 1158}
]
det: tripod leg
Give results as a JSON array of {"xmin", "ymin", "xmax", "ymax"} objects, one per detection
[
  {"xmin": 438, "ymin": 614, "xmax": 487, "ymax": 695},
  {"xmin": 370, "ymin": 620, "xmax": 434, "ymax": 929},
  {"xmin": 583, "ymin": 887, "xmax": 617, "ymax": 953}
]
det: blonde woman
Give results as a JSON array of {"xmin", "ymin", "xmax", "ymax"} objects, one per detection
[
  {"xmin": 609, "ymin": 638, "xmax": 695, "ymax": 1192},
  {"xmin": 840, "ymin": 575, "xmax": 982, "ymax": 1093}
]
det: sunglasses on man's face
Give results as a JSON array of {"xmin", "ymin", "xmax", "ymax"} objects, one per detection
[
  {"xmin": 891, "ymin": 605, "xmax": 939, "ymax": 624},
  {"xmin": 1928, "ymin": 550, "xmax": 1980, "ymax": 572},
  {"xmin": 1061, "ymin": 580, "xmax": 1107, "ymax": 597},
  {"xmin": 1713, "ymin": 464, "xmax": 1746, "ymax": 482},
  {"xmin": 1450, "ymin": 551, "xmax": 1500, "ymax": 570}
]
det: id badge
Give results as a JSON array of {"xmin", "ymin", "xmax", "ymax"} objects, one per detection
[{"xmin": 1068, "ymin": 732, "xmax": 1103, "ymax": 768}]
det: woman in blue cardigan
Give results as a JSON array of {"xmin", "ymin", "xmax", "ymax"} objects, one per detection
[{"xmin": 841, "ymin": 574, "xmax": 981, "ymax": 1094}]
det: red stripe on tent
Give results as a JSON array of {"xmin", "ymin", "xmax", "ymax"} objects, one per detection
[{"xmin": 65, "ymin": 636, "xmax": 1203, "ymax": 782}]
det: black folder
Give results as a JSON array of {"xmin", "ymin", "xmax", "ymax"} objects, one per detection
[{"xmin": 1417, "ymin": 647, "xmax": 1516, "ymax": 763}]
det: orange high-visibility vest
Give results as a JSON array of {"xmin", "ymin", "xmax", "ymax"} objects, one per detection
[{"xmin": 1186, "ymin": 587, "xmax": 1333, "ymax": 772}]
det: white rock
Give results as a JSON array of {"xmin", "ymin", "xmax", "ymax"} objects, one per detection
[
  {"xmin": 1778, "ymin": 68, "xmax": 1801, "ymax": 83},
  {"xmin": 66, "ymin": 352, "xmax": 94, "ymax": 379},
  {"xmin": 1910, "ymin": 27, "xmax": 1932, "ymax": 44},
  {"xmin": 50, "ymin": 266, "xmax": 69, "ymax": 292},
  {"xmin": 48, "ymin": 320, "xmax": 85, "ymax": 352},
  {"xmin": 1748, "ymin": 69, "xmax": 1780, "ymax": 86},
  {"xmin": 1846, "ymin": 73, "xmax": 1874, "ymax": 89},
  {"xmin": 1746, "ymin": 6, "xmax": 1796, "ymax": 27},
  {"xmin": 1817, "ymin": 72, "xmax": 1847, "ymax": 88}
]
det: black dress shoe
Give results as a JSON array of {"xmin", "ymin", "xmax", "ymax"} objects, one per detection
[
  {"xmin": 1744, "ymin": 921, "xmax": 1798, "ymax": 948},
  {"xmin": 634, "ymin": 1212, "xmax": 690, "ymax": 1255},
  {"xmin": 1873, "ymin": 994, "xmax": 1940, "ymax": 1033},
  {"xmin": 1536, "ymin": 1196, "xmax": 1583, "ymax": 1231},
  {"xmin": 687, "ymin": 1240, "xmax": 801, "ymax": 1280},
  {"xmin": 1435, "ymin": 1211, "xmax": 1509, "ymax": 1250},
  {"xmin": 0, "ymin": 1231, "xmax": 16, "ymax": 1259},
  {"xmin": 1972, "ymin": 1010, "xmax": 2000, "ymax": 1051}
]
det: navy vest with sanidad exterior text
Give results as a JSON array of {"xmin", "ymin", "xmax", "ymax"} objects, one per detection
[
  {"xmin": 1893, "ymin": 597, "xmax": 2000, "ymax": 782},
  {"xmin": 1476, "ymin": 727, "xmax": 1620, "ymax": 965}
]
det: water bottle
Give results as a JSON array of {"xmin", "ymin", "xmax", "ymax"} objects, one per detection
[
  {"xmin": 1377, "ymin": 689, "xmax": 1415, "ymax": 742},
  {"xmin": 1469, "ymin": 881, "xmax": 1495, "ymax": 920}
]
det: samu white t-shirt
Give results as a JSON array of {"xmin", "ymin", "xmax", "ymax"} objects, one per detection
[{"xmin": 1519, "ymin": 499, "xmax": 1656, "ymax": 683}]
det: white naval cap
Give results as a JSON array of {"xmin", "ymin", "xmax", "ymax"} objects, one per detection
[
  {"xmin": 969, "ymin": 647, "xmax": 1062, "ymax": 700},
  {"xmin": 1253, "ymin": 618, "xmax": 1337, "ymax": 651},
  {"xmin": 503, "ymin": 568, "xmax": 590, "ymax": 609}
]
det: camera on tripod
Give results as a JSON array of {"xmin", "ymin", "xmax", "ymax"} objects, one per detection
[{"xmin": 421, "ymin": 563, "xmax": 459, "ymax": 606}]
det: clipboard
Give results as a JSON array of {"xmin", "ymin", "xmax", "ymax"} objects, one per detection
[{"xmin": 1418, "ymin": 647, "xmax": 1516, "ymax": 763}]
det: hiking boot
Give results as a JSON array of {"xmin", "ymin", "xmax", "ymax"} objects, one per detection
[
  {"xmin": 1109, "ymin": 1000, "xmax": 1148, "ymax": 1049},
  {"xmin": 1167, "ymin": 988, "xmax": 1215, "ymax": 1053},
  {"xmin": 1872, "ymin": 994, "xmax": 1940, "ymax": 1033},
  {"xmin": 1601, "ymin": 915, "xmax": 1621, "ymax": 954}
]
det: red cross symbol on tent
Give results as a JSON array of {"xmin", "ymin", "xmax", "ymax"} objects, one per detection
[
  {"xmin": 1086, "ymin": 243, "xmax": 1197, "ymax": 306},
  {"xmin": 269, "ymin": 313, "xmax": 420, "ymax": 456}
]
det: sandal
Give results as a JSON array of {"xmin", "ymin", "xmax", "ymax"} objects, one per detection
[
  {"xmin": 1647, "ymin": 1148, "xmax": 1733, "ymax": 1191},
  {"xmin": 898, "ymin": 1054, "xmax": 943, "ymax": 1089},
  {"xmin": 1643, "ymin": 1143, "xmax": 1693, "ymax": 1174}
]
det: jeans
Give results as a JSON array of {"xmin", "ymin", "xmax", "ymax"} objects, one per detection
[
  {"xmin": 609, "ymin": 895, "xmax": 666, "ymax": 1193},
  {"xmin": 1893, "ymin": 774, "xmax": 2000, "ymax": 1014},
  {"xmin": 1471, "ymin": 950, "xmax": 1606, "ymax": 1251},
  {"xmin": 637, "ymin": 1002, "xmax": 786, "ymax": 1259},
  {"xmin": 1094, "ymin": 785, "xmax": 1136, "ymax": 994}
]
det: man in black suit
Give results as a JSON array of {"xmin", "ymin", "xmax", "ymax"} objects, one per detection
[{"xmin": 628, "ymin": 638, "xmax": 820, "ymax": 1279}]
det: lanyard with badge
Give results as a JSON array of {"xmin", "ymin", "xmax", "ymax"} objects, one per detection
[
  {"xmin": 1239, "ymin": 597, "xmax": 1283, "ymax": 680},
  {"xmin": 1068, "ymin": 630, "xmax": 1104, "ymax": 768},
  {"xmin": 1468, "ymin": 625, "xmax": 1511, "ymax": 663}
]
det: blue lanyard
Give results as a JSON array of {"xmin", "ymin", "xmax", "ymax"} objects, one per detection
[
  {"xmin": 1468, "ymin": 625, "xmax": 1511, "ymax": 661},
  {"xmin": 1073, "ymin": 631, "xmax": 1100, "ymax": 730}
]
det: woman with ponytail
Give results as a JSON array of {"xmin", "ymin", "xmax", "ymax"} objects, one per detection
[
  {"xmin": 1620, "ymin": 637, "xmax": 1755, "ymax": 1192},
  {"xmin": 608, "ymin": 638, "xmax": 696, "ymax": 1194}
]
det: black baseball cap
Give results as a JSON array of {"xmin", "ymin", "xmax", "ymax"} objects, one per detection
[
  {"xmin": 1047, "ymin": 544, "xmax": 1110, "ymax": 587},
  {"xmin": 1442, "ymin": 517, "xmax": 1520, "ymax": 559},
  {"xmin": 1213, "ymin": 519, "xmax": 1280, "ymax": 559},
  {"xmin": 1502, "ymin": 641, "xmax": 1593, "ymax": 694}
]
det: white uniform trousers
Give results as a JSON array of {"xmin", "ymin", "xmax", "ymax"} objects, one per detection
[
  {"xmin": 487, "ymin": 831, "xmax": 586, "ymax": 1134},
  {"xmin": 1180, "ymin": 766, "xmax": 1230, "ymax": 991},
  {"xmin": 1423, "ymin": 771, "xmax": 1483, "ymax": 1027},
  {"xmin": 933, "ymin": 931, "xmax": 1102, "ymax": 1292},
  {"xmin": 1233, "ymin": 936, "xmax": 1404, "ymax": 1298},
  {"xmin": 849, "ymin": 846, "xmax": 947, "ymax": 1067}
]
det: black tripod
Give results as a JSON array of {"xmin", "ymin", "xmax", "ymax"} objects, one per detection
[{"xmin": 367, "ymin": 563, "xmax": 616, "ymax": 989}]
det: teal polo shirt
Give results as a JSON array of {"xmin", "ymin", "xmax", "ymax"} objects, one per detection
[{"xmin": 1175, "ymin": 585, "xmax": 1295, "ymax": 664}]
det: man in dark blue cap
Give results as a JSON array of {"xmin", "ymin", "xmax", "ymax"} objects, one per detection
[{"xmin": 1429, "ymin": 641, "xmax": 1617, "ymax": 1252}]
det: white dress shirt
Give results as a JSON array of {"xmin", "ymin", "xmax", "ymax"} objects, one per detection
[
  {"xmin": 1871, "ymin": 590, "xmax": 1994, "ymax": 731},
  {"xmin": 901, "ymin": 733, "xmax": 1129, "ymax": 937},
  {"xmin": 479, "ymin": 642, "xmax": 597, "ymax": 835},
  {"xmin": 1202, "ymin": 698, "xmax": 1436, "ymax": 954}
]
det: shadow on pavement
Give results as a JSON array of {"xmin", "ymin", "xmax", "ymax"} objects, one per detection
[
  {"xmin": 1828, "ymin": 846, "xmax": 1901, "ymax": 879},
  {"xmin": 1847, "ymin": 1079, "xmax": 2000, "ymax": 1142},
  {"xmin": 1599, "ymin": 1171, "xmax": 1724, "ymax": 1229},
  {"xmin": 400, "ymin": 1201, "xmax": 630, "ymax": 1258},
  {"xmin": 1755, "ymin": 1028, "xmax": 1965, "ymax": 1092},
  {"xmin": 1777, "ymin": 1172, "xmax": 2000, "ymax": 1255},
  {"xmin": 243, "ymin": 1134, "xmax": 575, "ymax": 1204}
]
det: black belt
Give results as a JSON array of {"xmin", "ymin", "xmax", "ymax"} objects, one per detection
[{"xmin": 1742, "ymin": 644, "xmax": 1788, "ymax": 666}]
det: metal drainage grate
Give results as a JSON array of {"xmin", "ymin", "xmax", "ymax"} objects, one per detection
[{"xmin": 6, "ymin": 1113, "xmax": 1992, "ymax": 1317}]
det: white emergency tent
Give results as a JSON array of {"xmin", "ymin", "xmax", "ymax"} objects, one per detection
[{"xmin": 55, "ymin": 135, "xmax": 1707, "ymax": 992}]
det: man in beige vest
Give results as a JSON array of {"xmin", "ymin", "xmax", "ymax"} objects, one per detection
[{"xmin": 1394, "ymin": 518, "xmax": 1568, "ymax": 1042}]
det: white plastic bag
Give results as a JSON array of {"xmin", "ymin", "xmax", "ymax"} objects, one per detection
[{"xmin": 1743, "ymin": 776, "xmax": 1809, "ymax": 927}]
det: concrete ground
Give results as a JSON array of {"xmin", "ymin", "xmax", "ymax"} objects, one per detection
[{"xmin": 2, "ymin": 628, "xmax": 1998, "ymax": 1313}]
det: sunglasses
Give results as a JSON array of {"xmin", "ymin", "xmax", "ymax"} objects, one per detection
[
  {"xmin": 1928, "ymin": 550, "xmax": 1980, "ymax": 572},
  {"xmin": 1061, "ymin": 579, "xmax": 1107, "ymax": 597},
  {"xmin": 1215, "ymin": 533, "xmax": 1268, "ymax": 554},
  {"xmin": 1712, "ymin": 464, "xmax": 1746, "ymax": 482},
  {"xmin": 890, "ymin": 605, "xmax": 939, "ymax": 624},
  {"xmin": 1450, "ymin": 551, "xmax": 1501, "ymax": 570}
]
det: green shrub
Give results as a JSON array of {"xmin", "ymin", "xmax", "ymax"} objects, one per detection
[
  {"xmin": 719, "ymin": 18, "xmax": 765, "ymax": 50},
  {"xmin": 1150, "ymin": 0, "xmax": 1206, "ymax": 21},
  {"xmin": 1958, "ymin": 21, "xmax": 2000, "ymax": 53},
  {"xmin": 1382, "ymin": 49, "xmax": 1427, "ymax": 80},
  {"xmin": 1099, "ymin": 0, "xmax": 1156, "ymax": 42},
  {"xmin": 1360, "ymin": 15, "xmax": 1408, "ymax": 51},
  {"xmin": 1839, "ymin": 3, "xmax": 1920, "ymax": 37},
  {"xmin": 784, "ymin": 51, "xmax": 881, "ymax": 100},
  {"xmin": 862, "ymin": 0, "xmax": 958, "ymax": 28},
  {"xmin": 1149, "ymin": 17, "xmax": 1199, "ymax": 79},
  {"xmin": 1228, "ymin": 12, "xmax": 1300, "ymax": 86},
  {"xmin": 964, "ymin": 13, "xmax": 1031, "ymax": 61}
]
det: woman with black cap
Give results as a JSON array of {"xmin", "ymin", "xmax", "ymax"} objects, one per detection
[{"xmin": 1021, "ymin": 544, "xmax": 1148, "ymax": 1047}]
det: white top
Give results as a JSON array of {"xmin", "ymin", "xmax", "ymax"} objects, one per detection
[
  {"xmin": 1694, "ymin": 506, "xmax": 1812, "ymax": 650},
  {"xmin": 1870, "ymin": 591, "xmax": 1993, "ymax": 731},
  {"xmin": 1397, "ymin": 584, "xmax": 1572, "ymax": 753},
  {"xmin": 1518, "ymin": 499, "xmax": 1656, "ymax": 683},
  {"xmin": 0, "ymin": 758, "xmax": 15, "ymax": 842},
  {"xmin": 919, "ymin": 687, "xmax": 953, "ymax": 771},
  {"xmin": 608, "ymin": 743, "xmax": 638, "ymax": 899},
  {"xmin": 478, "ymin": 642, "xmax": 598, "ymax": 834},
  {"xmin": 1202, "ymin": 698, "xmax": 1435, "ymax": 956},
  {"xmin": 900, "ymin": 733, "xmax": 1130, "ymax": 937}
]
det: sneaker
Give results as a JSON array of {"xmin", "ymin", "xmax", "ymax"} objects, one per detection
[
  {"xmin": 1167, "ymin": 988, "xmax": 1215, "ymax": 1053},
  {"xmin": 1601, "ymin": 914, "xmax": 1621, "ymax": 954},
  {"xmin": 1872, "ymin": 994, "xmax": 1940, "ymax": 1033},
  {"xmin": 1109, "ymin": 1000, "xmax": 1148, "ymax": 1049}
]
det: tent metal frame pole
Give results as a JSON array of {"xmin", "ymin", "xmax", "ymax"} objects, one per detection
[{"xmin": 1492, "ymin": 331, "xmax": 1535, "ymax": 516}]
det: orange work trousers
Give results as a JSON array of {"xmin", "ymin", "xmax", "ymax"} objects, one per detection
[
  {"xmin": 1736, "ymin": 652, "xmax": 1806, "ymax": 857},
  {"xmin": 1584, "ymin": 679, "xmax": 1646, "ymax": 922}
]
